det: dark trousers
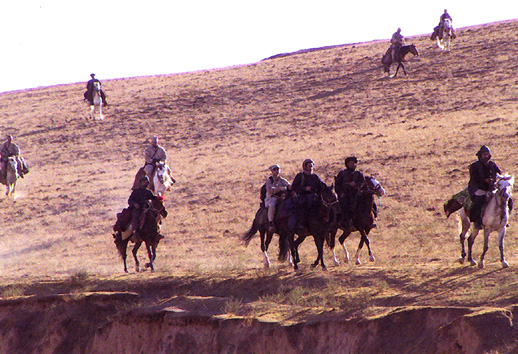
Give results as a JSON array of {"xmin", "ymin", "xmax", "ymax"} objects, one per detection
[{"xmin": 470, "ymin": 195, "xmax": 485, "ymax": 224}]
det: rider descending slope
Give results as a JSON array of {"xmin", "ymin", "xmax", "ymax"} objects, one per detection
[{"xmin": 84, "ymin": 73, "xmax": 108, "ymax": 106}]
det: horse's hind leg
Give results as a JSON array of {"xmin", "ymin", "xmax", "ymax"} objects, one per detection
[
  {"xmin": 311, "ymin": 235, "xmax": 327, "ymax": 271},
  {"xmin": 338, "ymin": 230, "xmax": 352, "ymax": 263},
  {"xmin": 467, "ymin": 228, "xmax": 480, "ymax": 266},
  {"xmin": 458, "ymin": 214, "xmax": 470, "ymax": 264},
  {"xmin": 261, "ymin": 230, "xmax": 273, "ymax": 268},
  {"xmin": 132, "ymin": 241, "xmax": 142, "ymax": 272},
  {"xmin": 144, "ymin": 242, "xmax": 155, "ymax": 271}
]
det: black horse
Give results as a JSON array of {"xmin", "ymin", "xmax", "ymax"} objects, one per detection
[
  {"xmin": 381, "ymin": 44, "xmax": 419, "ymax": 77},
  {"xmin": 327, "ymin": 176, "xmax": 385, "ymax": 265},
  {"xmin": 277, "ymin": 183, "xmax": 338, "ymax": 271},
  {"xmin": 113, "ymin": 197, "xmax": 168, "ymax": 272}
]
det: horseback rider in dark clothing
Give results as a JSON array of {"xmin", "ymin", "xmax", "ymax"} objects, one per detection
[
  {"xmin": 468, "ymin": 145, "xmax": 510, "ymax": 229},
  {"xmin": 128, "ymin": 175, "xmax": 157, "ymax": 240},
  {"xmin": 290, "ymin": 159, "xmax": 327, "ymax": 232},
  {"xmin": 335, "ymin": 156, "xmax": 365, "ymax": 227},
  {"xmin": 84, "ymin": 73, "xmax": 108, "ymax": 106}
]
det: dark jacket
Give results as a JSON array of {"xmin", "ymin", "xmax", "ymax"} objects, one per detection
[
  {"xmin": 335, "ymin": 169, "xmax": 365, "ymax": 199},
  {"xmin": 128, "ymin": 187, "xmax": 156, "ymax": 209},
  {"xmin": 292, "ymin": 172, "xmax": 326, "ymax": 195},
  {"xmin": 468, "ymin": 160, "xmax": 501, "ymax": 196}
]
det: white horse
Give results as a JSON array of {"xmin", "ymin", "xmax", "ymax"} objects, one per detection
[
  {"xmin": 458, "ymin": 175, "xmax": 514, "ymax": 268},
  {"xmin": 437, "ymin": 18, "xmax": 453, "ymax": 51},
  {"xmin": 152, "ymin": 162, "xmax": 175, "ymax": 196},
  {"xmin": 89, "ymin": 81, "xmax": 104, "ymax": 120},
  {"xmin": 3, "ymin": 156, "xmax": 19, "ymax": 197}
]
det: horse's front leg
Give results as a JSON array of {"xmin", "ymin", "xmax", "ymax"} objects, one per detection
[
  {"xmin": 339, "ymin": 229, "xmax": 352, "ymax": 263},
  {"xmin": 498, "ymin": 228, "xmax": 509, "ymax": 268},
  {"xmin": 144, "ymin": 242, "xmax": 155, "ymax": 271},
  {"xmin": 478, "ymin": 229, "xmax": 491, "ymax": 269},
  {"xmin": 467, "ymin": 228, "xmax": 480, "ymax": 266},
  {"xmin": 363, "ymin": 229, "xmax": 375, "ymax": 263},
  {"xmin": 89, "ymin": 105, "xmax": 95, "ymax": 119},
  {"xmin": 355, "ymin": 234, "xmax": 366, "ymax": 265},
  {"xmin": 311, "ymin": 234, "xmax": 327, "ymax": 271},
  {"xmin": 261, "ymin": 230, "xmax": 273, "ymax": 268},
  {"xmin": 132, "ymin": 241, "xmax": 142, "ymax": 272}
]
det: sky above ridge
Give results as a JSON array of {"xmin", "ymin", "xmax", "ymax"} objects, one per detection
[{"xmin": 0, "ymin": 0, "xmax": 516, "ymax": 93}]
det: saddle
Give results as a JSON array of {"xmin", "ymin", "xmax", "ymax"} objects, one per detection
[{"xmin": 113, "ymin": 208, "xmax": 132, "ymax": 232}]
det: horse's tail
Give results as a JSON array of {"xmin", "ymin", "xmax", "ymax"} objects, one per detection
[
  {"xmin": 278, "ymin": 231, "xmax": 290, "ymax": 262},
  {"xmin": 242, "ymin": 219, "xmax": 259, "ymax": 246},
  {"xmin": 113, "ymin": 231, "xmax": 126, "ymax": 260}
]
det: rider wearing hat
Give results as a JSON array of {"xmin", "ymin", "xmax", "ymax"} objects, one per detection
[
  {"xmin": 128, "ymin": 175, "xmax": 157, "ymax": 240},
  {"xmin": 438, "ymin": 9, "xmax": 456, "ymax": 38},
  {"xmin": 144, "ymin": 136, "xmax": 168, "ymax": 182},
  {"xmin": 335, "ymin": 156, "xmax": 366, "ymax": 227},
  {"xmin": 291, "ymin": 159, "xmax": 326, "ymax": 231},
  {"xmin": 265, "ymin": 164, "xmax": 291, "ymax": 232},
  {"xmin": 468, "ymin": 145, "xmax": 502, "ymax": 229},
  {"xmin": 84, "ymin": 73, "xmax": 108, "ymax": 106}
]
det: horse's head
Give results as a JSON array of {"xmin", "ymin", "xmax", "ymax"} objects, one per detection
[
  {"xmin": 365, "ymin": 176, "xmax": 386, "ymax": 197},
  {"xmin": 321, "ymin": 183, "xmax": 338, "ymax": 205},
  {"xmin": 497, "ymin": 175, "xmax": 514, "ymax": 200},
  {"xmin": 443, "ymin": 18, "xmax": 452, "ymax": 29},
  {"xmin": 93, "ymin": 81, "xmax": 102, "ymax": 92},
  {"xmin": 408, "ymin": 44, "xmax": 419, "ymax": 57},
  {"xmin": 7, "ymin": 156, "xmax": 18, "ymax": 176}
]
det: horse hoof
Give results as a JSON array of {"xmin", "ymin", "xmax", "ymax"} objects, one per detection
[
  {"xmin": 322, "ymin": 266, "xmax": 328, "ymax": 271},
  {"xmin": 333, "ymin": 259, "xmax": 340, "ymax": 266},
  {"xmin": 502, "ymin": 261, "xmax": 509, "ymax": 269},
  {"xmin": 369, "ymin": 256, "xmax": 375, "ymax": 262},
  {"xmin": 458, "ymin": 257, "xmax": 465, "ymax": 264},
  {"xmin": 355, "ymin": 259, "xmax": 361, "ymax": 265},
  {"xmin": 478, "ymin": 261, "xmax": 484, "ymax": 269}
]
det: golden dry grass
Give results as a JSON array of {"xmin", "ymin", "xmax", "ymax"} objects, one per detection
[{"xmin": 1, "ymin": 20, "xmax": 518, "ymax": 320}]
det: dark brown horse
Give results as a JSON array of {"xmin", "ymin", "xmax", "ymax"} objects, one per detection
[
  {"xmin": 277, "ymin": 183, "xmax": 338, "ymax": 271},
  {"xmin": 113, "ymin": 197, "xmax": 168, "ymax": 272},
  {"xmin": 328, "ymin": 176, "xmax": 385, "ymax": 265},
  {"xmin": 242, "ymin": 201, "xmax": 293, "ymax": 268},
  {"xmin": 381, "ymin": 44, "xmax": 419, "ymax": 77}
]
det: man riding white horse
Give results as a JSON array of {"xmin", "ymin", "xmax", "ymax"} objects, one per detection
[
  {"xmin": 0, "ymin": 135, "xmax": 28, "ymax": 183},
  {"xmin": 468, "ymin": 145, "xmax": 512, "ymax": 229},
  {"xmin": 432, "ymin": 9, "xmax": 456, "ymax": 42},
  {"xmin": 144, "ymin": 136, "xmax": 168, "ymax": 182},
  {"xmin": 84, "ymin": 73, "xmax": 107, "ymax": 106}
]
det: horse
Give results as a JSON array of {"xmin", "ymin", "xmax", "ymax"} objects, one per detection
[
  {"xmin": 277, "ymin": 183, "xmax": 338, "ymax": 271},
  {"xmin": 242, "ymin": 203, "xmax": 295, "ymax": 268},
  {"xmin": 381, "ymin": 44, "xmax": 419, "ymax": 77},
  {"xmin": 2, "ymin": 156, "xmax": 19, "ymax": 197},
  {"xmin": 113, "ymin": 197, "xmax": 168, "ymax": 272},
  {"xmin": 456, "ymin": 175, "xmax": 514, "ymax": 269},
  {"xmin": 89, "ymin": 81, "xmax": 104, "ymax": 120},
  {"xmin": 437, "ymin": 18, "xmax": 454, "ymax": 51},
  {"xmin": 153, "ymin": 162, "xmax": 176, "ymax": 196},
  {"xmin": 328, "ymin": 176, "xmax": 386, "ymax": 265}
]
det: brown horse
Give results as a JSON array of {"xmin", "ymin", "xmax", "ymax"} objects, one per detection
[
  {"xmin": 381, "ymin": 44, "xmax": 419, "ymax": 77},
  {"xmin": 113, "ymin": 197, "xmax": 168, "ymax": 272},
  {"xmin": 328, "ymin": 176, "xmax": 385, "ymax": 265}
]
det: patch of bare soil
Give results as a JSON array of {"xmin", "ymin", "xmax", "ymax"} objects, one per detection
[{"xmin": 1, "ymin": 20, "xmax": 518, "ymax": 353}]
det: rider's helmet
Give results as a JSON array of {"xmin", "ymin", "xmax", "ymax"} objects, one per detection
[
  {"xmin": 476, "ymin": 145, "xmax": 492, "ymax": 159},
  {"xmin": 344, "ymin": 156, "xmax": 358, "ymax": 165}
]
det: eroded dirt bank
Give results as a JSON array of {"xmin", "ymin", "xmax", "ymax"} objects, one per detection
[{"xmin": 1, "ymin": 293, "xmax": 517, "ymax": 354}]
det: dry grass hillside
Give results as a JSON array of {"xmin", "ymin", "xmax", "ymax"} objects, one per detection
[{"xmin": 1, "ymin": 20, "xmax": 518, "ymax": 353}]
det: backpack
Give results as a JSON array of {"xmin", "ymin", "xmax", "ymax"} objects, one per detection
[{"xmin": 259, "ymin": 176, "xmax": 274, "ymax": 202}]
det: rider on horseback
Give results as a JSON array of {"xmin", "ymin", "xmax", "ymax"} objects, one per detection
[
  {"xmin": 144, "ymin": 136, "xmax": 168, "ymax": 182},
  {"xmin": 0, "ymin": 135, "xmax": 24, "ymax": 182},
  {"xmin": 468, "ymin": 145, "xmax": 506, "ymax": 229},
  {"xmin": 439, "ymin": 9, "xmax": 455, "ymax": 38},
  {"xmin": 335, "ymin": 156, "xmax": 365, "ymax": 228},
  {"xmin": 128, "ymin": 175, "xmax": 157, "ymax": 241},
  {"xmin": 265, "ymin": 164, "xmax": 291, "ymax": 232},
  {"xmin": 390, "ymin": 28, "xmax": 405, "ymax": 61},
  {"xmin": 291, "ymin": 159, "xmax": 326, "ymax": 232},
  {"xmin": 84, "ymin": 73, "xmax": 108, "ymax": 106}
]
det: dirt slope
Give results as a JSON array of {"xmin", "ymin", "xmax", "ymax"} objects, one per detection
[{"xmin": 1, "ymin": 20, "xmax": 518, "ymax": 353}]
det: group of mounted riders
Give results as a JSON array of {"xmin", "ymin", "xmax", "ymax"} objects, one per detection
[
  {"xmin": 262, "ymin": 157, "xmax": 374, "ymax": 237},
  {"xmin": 385, "ymin": 9, "xmax": 455, "ymax": 63}
]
